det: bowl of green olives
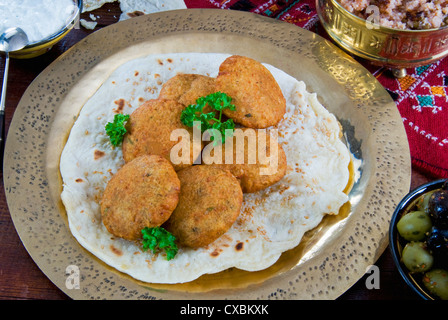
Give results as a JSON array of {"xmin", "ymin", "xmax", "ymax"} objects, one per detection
[{"xmin": 390, "ymin": 179, "xmax": 448, "ymax": 300}]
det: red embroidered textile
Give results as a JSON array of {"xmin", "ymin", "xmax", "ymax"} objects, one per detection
[{"xmin": 185, "ymin": 0, "xmax": 448, "ymax": 178}]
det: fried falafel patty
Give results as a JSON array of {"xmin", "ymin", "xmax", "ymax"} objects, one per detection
[
  {"xmin": 202, "ymin": 128, "xmax": 287, "ymax": 193},
  {"xmin": 122, "ymin": 98, "xmax": 202, "ymax": 171},
  {"xmin": 159, "ymin": 73, "xmax": 216, "ymax": 108},
  {"xmin": 100, "ymin": 155, "xmax": 181, "ymax": 241},
  {"xmin": 164, "ymin": 165, "xmax": 243, "ymax": 248},
  {"xmin": 215, "ymin": 55, "xmax": 286, "ymax": 128}
]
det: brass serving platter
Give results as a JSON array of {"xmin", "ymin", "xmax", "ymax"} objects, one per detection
[{"xmin": 4, "ymin": 9, "xmax": 411, "ymax": 300}]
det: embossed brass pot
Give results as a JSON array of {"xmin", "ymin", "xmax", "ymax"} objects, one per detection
[{"xmin": 317, "ymin": 0, "xmax": 448, "ymax": 77}]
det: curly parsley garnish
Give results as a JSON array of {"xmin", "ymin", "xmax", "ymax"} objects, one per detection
[
  {"xmin": 180, "ymin": 92, "xmax": 236, "ymax": 144},
  {"xmin": 105, "ymin": 113, "xmax": 130, "ymax": 146},
  {"xmin": 141, "ymin": 226, "xmax": 178, "ymax": 261}
]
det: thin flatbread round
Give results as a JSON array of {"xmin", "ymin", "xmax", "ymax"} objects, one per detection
[{"xmin": 60, "ymin": 52, "xmax": 351, "ymax": 284}]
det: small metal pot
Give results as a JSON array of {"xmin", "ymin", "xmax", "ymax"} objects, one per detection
[{"xmin": 316, "ymin": 0, "xmax": 448, "ymax": 77}]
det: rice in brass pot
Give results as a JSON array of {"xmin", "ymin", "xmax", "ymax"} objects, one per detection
[{"xmin": 316, "ymin": 0, "xmax": 448, "ymax": 77}]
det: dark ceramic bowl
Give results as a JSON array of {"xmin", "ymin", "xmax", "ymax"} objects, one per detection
[{"xmin": 389, "ymin": 179, "xmax": 448, "ymax": 300}]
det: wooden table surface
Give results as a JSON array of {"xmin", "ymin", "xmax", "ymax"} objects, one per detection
[{"xmin": 0, "ymin": 3, "xmax": 438, "ymax": 300}]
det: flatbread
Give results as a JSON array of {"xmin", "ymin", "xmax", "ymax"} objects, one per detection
[
  {"xmin": 59, "ymin": 53, "xmax": 351, "ymax": 284},
  {"xmin": 82, "ymin": 0, "xmax": 117, "ymax": 12},
  {"xmin": 82, "ymin": 0, "xmax": 187, "ymax": 21},
  {"xmin": 119, "ymin": 0, "xmax": 187, "ymax": 20}
]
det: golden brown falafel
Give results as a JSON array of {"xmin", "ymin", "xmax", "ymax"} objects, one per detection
[
  {"xmin": 100, "ymin": 155, "xmax": 180, "ymax": 241},
  {"xmin": 215, "ymin": 55, "xmax": 286, "ymax": 128},
  {"xmin": 202, "ymin": 128, "xmax": 287, "ymax": 193},
  {"xmin": 122, "ymin": 98, "xmax": 202, "ymax": 171},
  {"xmin": 159, "ymin": 73, "xmax": 216, "ymax": 108},
  {"xmin": 164, "ymin": 165, "xmax": 243, "ymax": 248}
]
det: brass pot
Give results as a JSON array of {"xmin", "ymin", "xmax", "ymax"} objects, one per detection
[{"xmin": 316, "ymin": 0, "xmax": 448, "ymax": 77}]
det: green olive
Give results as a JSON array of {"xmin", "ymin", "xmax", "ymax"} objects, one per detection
[
  {"xmin": 401, "ymin": 241, "xmax": 434, "ymax": 273},
  {"xmin": 397, "ymin": 210, "xmax": 432, "ymax": 241},
  {"xmin": 416, "ymin": 191, "xmax": 435, "ymax": 213},
  {"xmin": 423, "ymin": 269, "xmax": 448, "ymax": 300}
]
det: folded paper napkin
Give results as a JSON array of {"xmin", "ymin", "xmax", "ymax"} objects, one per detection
[{"xmin": 184, "ymin": 0, "xmax": 448, "ymax": 179}]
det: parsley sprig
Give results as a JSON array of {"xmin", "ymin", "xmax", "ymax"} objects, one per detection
[
  {"xmin": 105, "ymin": 113, "xmax": 130, "ymax": 146},
  {"xmin": 180, "ymin": 92, "xmax": 236, "ymax": 144},
  {"xmin": 141, "ymin": 226, "xmax": 178, "ymax": 261}
]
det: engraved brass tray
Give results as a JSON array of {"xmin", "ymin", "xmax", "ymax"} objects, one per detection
[
  {"xmin": 317, "ymin": 0, "xmax": 448, "ymax": 77},
  {"xmin": 4, "ymin": 9, "xmax": 411, "ymax": 300}
]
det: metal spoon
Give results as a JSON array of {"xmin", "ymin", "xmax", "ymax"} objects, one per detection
[{"xmin": 0, "ymin": 27, "xmax": 28, "ymax": 169}]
